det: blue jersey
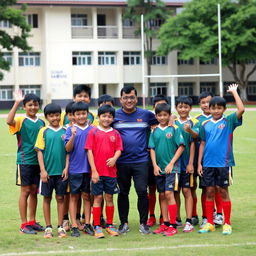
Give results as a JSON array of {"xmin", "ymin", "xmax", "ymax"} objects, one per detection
[
  {"xmin": 113, "ymin": 107, "xmax": 157, "ymax": 164},
  {"xmin": 199, "ymin": 112, "xmax": 242, "ymax": 167}
]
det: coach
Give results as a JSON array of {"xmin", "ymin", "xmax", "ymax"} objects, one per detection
[{"xmin": 113, "ymin": 85, "xmax": 157, "ymax": 235}]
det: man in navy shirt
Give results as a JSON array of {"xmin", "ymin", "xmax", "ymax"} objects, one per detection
[{"xmin": 113, "ymin": 86, "xmax": 157, "ymax": 234}]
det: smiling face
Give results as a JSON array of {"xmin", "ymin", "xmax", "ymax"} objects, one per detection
[
  {"xmin": 210, "ymin": 104, "xmax": 226, "ymax": 121},
  {"xmin": 199, "ymin": 96, "xmax": 212, "ymax": 115},
  {"xmin": 73, "ymin": 110, "xmax": 88, "ymax": 126},
  {"xmin": 74, "ymin": 91, "xmax": 90, "ymax": 103},
  {"xmin": 120, "ymin": 90, "xmax": 138, "ymax": 113},
  {"xmin": 46, "ymin": 112, "xmax": 61, "ymax": 128},
  {"xmin": 156, "ymin": 111, "xmax": 170, "ymax": 127},
  {"xmin": 98, "ymin": 112, "xmax": 114, "ymax": 129},
  {"xmin": 176, "ymin": 103, "xmax": 192, "ymax": 120},
  {"xmin": 23, "ymin": 100, "xmax": 40, "ymax": 119}
]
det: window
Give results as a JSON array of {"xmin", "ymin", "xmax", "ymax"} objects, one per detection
[
  {"xmin": 25, "ymin": 14, "xmax": 38, "ymax": 28},
  {"xmin": 247, "ymin": 81, "xmax": 256, "ymax": 95},
  {"xmin": 178, "ymin": 82, "xmax": 193, "ymax": 96},
  {"xmin": 98, "ymin": 52, "xmax": 116, "ymax": 65},
  {"xmin": 123, "ymin": 52, "xmax": 141, "ymax": 65},
  {"xmin": 0, "ymin": 86, "xmax": 13, "ymax": 100},
  {"xmin": 151, "ymin": 53, "xmax": 167, "ymax": 65},
  {"xmin": 72, "ymin": 52, "xmax": 92, "ymax": 65},
  {"xmin": 148, "ymin": 19, "xmax": 164, "ymax": 27},
  {"xmin": 200, "ymin": 82, "xmax": 216, "ymax": 94},
  {"xmin": 19, "ymin": 52, "xmax": 40, "ymax": 66},
  {"xmin": 123, "ymin": 19, "xmax": 134, "ymax": 27},
  {"xmin": 177, "ymin": 52, "xmax": 194, "ymax": 65},
  {"xmin": 150, "ymin": 83, "xmax": 167, "ymax": 97},
  {"xmin": 71, "ymin": 14, "xmax": 87, "ymax": 27},
  {"xmin": 200, "ymin": 58, "xmax": 216, "ymax": 65},
  {"xmin": 0, "ymin": 20, "xmax": 12, "ymax": 28},
  {"xmin": 245, "ymin": 59, "xmax": 256, "ymax": 65},
  {"xmin": 20, "ymin": 85, "xmax": 40, "ymax": 97},
  {"xmin": 2, "ymin": 52, "xmax": 12, "ymax": 65}
]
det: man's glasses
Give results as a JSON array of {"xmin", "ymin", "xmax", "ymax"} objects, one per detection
[{"xmin": 122, "ymin": 96, "xmax": 136, "ymax": 101}]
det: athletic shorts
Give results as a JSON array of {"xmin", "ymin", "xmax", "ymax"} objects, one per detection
[
  {"xmin": 148, "ymin": 162, "xmax": 156, "ymax": 186},
  {"xmin": 69, "ymin": 173, "xmax": 90, "ymax": 194},
  {"xmin": 16, "ymin": 164, "xmax": 40, "ymax": 186},
  {"xmin": 91, "ymin": 176, "xmax": 119, "ymax": 196},
  {"xmin": 179, "ymin": 171, "xmax": 193, "ymax": 188},
  {"xmin": 40, "ymin": 175, "xmax": 68, "ymax": 197},
  {"xmin": 155, "ymin": 173, "xmax": 179, "ymax": 193}
]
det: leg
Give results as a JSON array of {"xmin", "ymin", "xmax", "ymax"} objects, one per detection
[
  {"xmin": 105, "ymin": 193, "xmax": 114, "ymax": 224},
  {"xmin": 174, "ymin": 189, "xmax": 181, "ymax": 221},
  {"xmin": 28, "ymin": 184, "xmax": 38, "ymax": 222},
  {"xmin": 19, "ymin": 185, "xmax": 32, "ymax": 224},
  {"xmin": 205, "ymin": 186, "xmax": 215, "ymax": 224},
  {"xmin": 56, "ymin": 195, "xmax": 65, "ymax": 226},
  {"xmin": 82, "ymin": 192, "xmax": 91, "ymax": 224},
  {"xmin": 191, "ymin": 178, "xmax": 198, "ymax": 218},
  {"xmin": 93, "ymin": 194, "xmax": 103, "ymax": 226},
  {"xmin": 219, "ymin": 187, "xmax": 231, "ymax": 225},
  {"xmin": 43, "ymin": 196, "xmax": 52, "ymax": 227},
  {"xmin": 159, "ymin": 192, "xmax": 169, "ymax": 223},
  {"xmin": 69, "ymin": 194, "xmax": 79, "ymax": 228},
  {"xmin": 182, "ymin": 187, "xmax": 193, "ymax": 220}
]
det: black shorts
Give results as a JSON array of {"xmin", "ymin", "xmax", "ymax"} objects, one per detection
[
  {"xmin": 16, "ymin": 164, "xmax": 40, "ymax": 187},
  {"xmin": 40, "ymin": 175, "xmax": 68, "ymax": 197},
  {"xmin": 148, "ymin": 162, "xmax": 156, "ymax": 186},
  {"xmin": 179, "ymin": 172, "xmax": 193, "ymax": 188},
  {"xmin": 155, "ymin": 173, "xmax": 179, "ymax": 193},
  {"xmin": 69, "ymin": 173, "xmax": 90, "ymax": 194},
  {"xmin": 200, "ymin": 167, "xmax": 232, "ymax": 188},
  {"xmin": 91, "ymin": 176, "xmax": 119, "ymax": 196}
]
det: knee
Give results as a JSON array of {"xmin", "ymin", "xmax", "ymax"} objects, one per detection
[
  {"xmin": 21, "ymin": 186, "xmax": 31, "ymax": 196},
  {"xmin": 136, "ymin": 189, "xmax": 147, "ymax": 198},
  {"xmin": 105, "ymin": 194, "xmax": 113, "ymax": 204},
  {"xmin": 182, "ymin": 188, "xmax": 192, "ymax": 198},
  {"xmin": 206, "ymin": 188, "xmax": 215, "ymax": 199},
  {"xmin": 94, "ymin": 195, "xmax": 103, "ymax": 204},
  {"xmin": 44, "ymin": 196, "xmax": 52, "ymax": 203},
  {"xmin": 219, "ymin": 188, "xmax": 229, "ymax": 201},
  {"xmin": 82, "ymin": 193, "xmax": 91, "ymax": 202},
  {"xmin": 56, "ymin": 195, "xmax": 64, "ymax": 204},
  {"xmin": 159, "ymin": 193, "xmax": 166, "ymax": 201}
]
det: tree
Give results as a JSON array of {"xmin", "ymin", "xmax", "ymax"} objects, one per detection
[
  {"xmin": 124, "ymin": 0, "xmax": 171, "ymax": 97},
  {"xmin": 0, "ymin": 0, "xmax": 31, "ymax": 80},
  {"xmin": 158, "ymin": 0, "xmax": 256, "ymax": 101}
]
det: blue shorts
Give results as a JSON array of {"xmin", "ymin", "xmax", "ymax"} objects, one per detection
[
  {"xmin": 179, "ymin": 172, "xmax": 192, "ymax": 188},
  {"xmin": 155, "ymin": 173, "xmax": 179, "ymax": 193},
  {"xmin": 91, "ymin": 176, "xmax": 119, "ymax": 196},
  {"xmin": 16, "ymin": 164, "xmax": 40, "ymax": 187},
  {"xmin": 69, "ymin": 173, "xmax": 90, "ymax": 194}
]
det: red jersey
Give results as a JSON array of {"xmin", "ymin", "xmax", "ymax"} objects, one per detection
[{"xmin": 85, "ymin": 127, "xmax": 123, "ymax": 177}]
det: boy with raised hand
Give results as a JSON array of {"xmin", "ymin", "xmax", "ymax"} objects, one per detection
[
  {"xmin": 198, "ymin": 84, "xmax": 244, "ymax": 235},
  {"xmin": 7, "ymin": 90, "xmax": 45, "ymax": 234},
  {"xmin": 149, "ymin": 103, "xmax": 185, "ymax": 237},
  {"xmin": 86, "ymin": 105, "xmax": 123, "ymax": 239},
  {"xmin": 35, "ymin": 103, "xmax": 68, "ymax": 238},
  {"xmin": 65, "ymin": 102, "xmax": 94, "ymax": 237}
]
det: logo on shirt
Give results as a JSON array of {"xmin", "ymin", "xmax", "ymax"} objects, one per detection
[
  {"xmin": 218, "ymin": 124, "xmax": 225, "ymax": 129},
  {"xmin": 166, "ymin": 132, "xmax": 172, "ymax": 139},
  {"xmin": 137, "ymin": 119, "xmax": 143, "ymax": 122},
  {"xmin": 110, "ymin": 136, "xmax": 116, "ymax": 142}
]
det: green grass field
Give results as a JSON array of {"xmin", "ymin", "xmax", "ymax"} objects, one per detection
[{"xmin": 0, "ymin": 110, "xmax": 256, "ymax": 256}]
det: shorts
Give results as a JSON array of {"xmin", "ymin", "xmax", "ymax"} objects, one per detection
[
  {"xmin": 91, "ymin": 176, "xmax": 119, "ymax": 196},
  {"xmin": 200, "ymin": 167, "xmax": 232, "ymax": 188},
  {"xmin": 40, "ymin": 175, "xmax": 68, "ymax": 197},
  {"xmin": 69, "ymin": 173, "xmax": 90, "ymax": 194},
  {"xmin": 16, "ymin": 164, "xmax": 40, "ymax": 186},
  {"xmin": 155, "ymin": 173, "xmax": 179, "ymax": 193},
  {"xmin": 179, "ymin": 172, "xmax": 193, "ymax": 188},
  {"xmin": 148, "ymin": 162, "xmax": 156, "ymax": 186}
]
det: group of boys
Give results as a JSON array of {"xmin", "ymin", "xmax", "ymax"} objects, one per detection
[{"xmin": 7, "ymin": 83, "xmax": 244, "ymax": 238}]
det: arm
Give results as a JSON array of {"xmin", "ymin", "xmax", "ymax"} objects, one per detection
[
  {"xmin": 62, "ymin": 154, "xmax": 69, "ymax": 181},
  {"xmin": 184, "ymin": 123, "xmax": 198, "ymax": 139},
  {"xmin": 150, "ymin": 149, "xmax": 161, "ymax": 176},
  {"xmin": 197, "ymin": 140, "xmax": 205, "ymax": 177},
  {"xmin": 87, "ymin": 149, "xmax": 99, "ymax": 184},
  {"xmin": 65, "ymin": 126, "xmax": 76, "ymax": 152},
  {"xmin": 106, "ymin": 150, "xmax": 122, "ymax": 167},
  {"xmin": 37, "ymin": 150, "xmax": 48, "ymax": 183},
  {"xmin": 186, "ymin": 141, "xmax": 195, "ymax": 174},
  {"xmin": 165, "ymin": 145, "xmax": 185, "ymax": 174}
]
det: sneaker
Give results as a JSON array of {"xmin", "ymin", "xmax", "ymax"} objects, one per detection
[
  {"xmin": 139, "ymin": 224, "xmax": 152, "ymax": 234},
  {"xmin": 153, "ymin": 224, "xmax": 169, "ymax": 234},
  {"xmin": 159, "ymin": 217, "xmax": 164, "ymax": 225},
  {"xmin": 20, "ymin": 225, "xmax": 37, "ymax": 235},
  {"xmin": 200, "ymin": 218, "xmax": 208, "ymax": 229},
  {"xmin": 84, "ymin": 224, "xmax": 94, "ymax": 236},
  {"xmin": 57, "ymin": 226, "xmax": 67, "ymax": 238},
  {"xmin": 63, "ymin": 220, "xmax": 70, "ymax": 232},
  {"xmin": 183, "ymin": 222, "xmax": 194, "ymax": 233},
  {"xmin": 163, "ymin": 226, "xmax": 178, "ymax": 237},
  {"xmin": 198, "ymin": 223, "xmax": 215, "ymax": 233},
  {"xmin": 31, "ymin": 222, "xmax": 45, "ymax": 232},
  {"xmin": 106, "ymin": 225, "xmax": 119, "ymax": 236},
  {"xmin": 94, "ymin": 226, "xmax": 105, "ymax": 239},
  {"xmin": 191, "ymin": 216, "xmax": 199, "ymax": 226},
  {"xmin": 100, "ymin": 216, "xmax": 106, "ymax": 228},
  {"xmin": 44, "ymin": 227, "xmax": 53, "ymax": 238},
  {"xmin": 118, "ymin": 223, "xmax": 129, "ymax": 235},
  {"xmin": 222, "ymin": 223, "xmax": 232, "ymax": 235},
  {"xmin": 76, "ymin": 219, "xmax": 84, "ymax": 231},
  {"xmin": 214, "ymin": 214, "xmax": 224, "ymax": 225},
  {"xmin": 71, "ymin": 227, "xmax": 80, "ymax": 237},
  {"xmin": 176, "ymin": 219, "xmax": 183, "ymax": 228},
  {"xmin": 147, "ymin": 216, "xmax": 156, "ymax": 227}
]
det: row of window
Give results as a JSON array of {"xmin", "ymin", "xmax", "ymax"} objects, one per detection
[{"xmin": 0, "ymin": 85, "xmax": 40, "ymax": 100}]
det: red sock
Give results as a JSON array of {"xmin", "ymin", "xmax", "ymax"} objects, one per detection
[
  {"xmin": 93, "ymin": 207, "xmax": 101, "ymax": 226},
  {"xmin": 168, "ymin": 204, "xmax": 177, "ymax": 225},
  {"xmin": 106, "ymin": 206, "xmax": 114, "ymax": 225},
  {"xmin": 206, "ymin": 200, "xmax": 214, "ymax": 224},
  {"xmin": 28, "ymin": 220, "xmax": 36, "ymax": 226},
  {"xmin": 201, "ymin": 194, "xmax": 207, "ymax": 218},
  {"xmin": 222, "ymin": 201, "xmax": 231, "ymax": 225},
  {"xmin": 192, "ymin": 197, "xmax": 198, "ymax": 216},
  {"xmin": 21, "ymin": 222, "xmax": 28, "ymax": 229},
  {"xmin": 148, "ymin": 193, "xmax": 156, "ymax": 216},
  {"xmin": 215, "ymin": 192, "xmax": 223, "ymax": 214}
]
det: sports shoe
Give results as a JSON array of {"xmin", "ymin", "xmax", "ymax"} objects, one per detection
[
  {"xmin": 100, "ymin": 216, "xmax": 106, "ymax": 228},
  {"xmin": 200, "ymin": 218, "xmax": 208, "ymax": 229},
  {"xmin": 118, "ymin": 223, "xmax": 129, "ymax": 235},
  {"xmin": 44, "ymin": 227, "xmax": 53, "ymax": 238},
  {"xmin": 71, "ymin": 227, "xmax": 80, "ymax": 237},
  {"xmin": 222, "ymin": 223, "xmax": 232, "ymax": 235},
  {"xmin": 153, "ymin": 224, "xmax": 169, "ymax": 234},
  {"xmin": 147, "ymin": 216, "xmax": 156, "ymax": 227},
  {"xmin": 63, "ymin": 219, "xmax": 70, "ymax": 232},
  {"xmin": 183, "ymin": 222, "xmax": 194, "ymax": 233},
  {"xmin": 159, "ymin": 217, "xmax": 164, "ymax": 225},
  {"xmin": 198, "ymin": 223, "xmax": 215, "ymax": 233},
  {"xmin": 191, "ymin": 216, "xmax": 199, "ymax": 226},
  {"xmin": 84, "ymin": 224, "xmax": 94, "ymax": 236},
  {"xmin": 176, "ymin": 219, "xmax": 183, "ymax": 228},
  {"xmin": 57, "ymin": 226, "xmax": 67, "ymax": 238},
  {"xmin": 20, "ymin": 225, "xmax": 37, "ymax": 235},
  {"xmin": 106, "ymin": 225, "xmax": 119, "ymax": 236},
  {"xmin": 76, "ymin": 219, "xmax": 84, "ymax": 231},
  {"xmin": 163, "ymin": 226, "xmax": 178, "ymax": 237},
  {"xmin": 94, "ymin": 226, "xmax": 105, "ymax": 239},
  {"xmin": 214, "ymin": 214, "xmax": 224, "ymax": 225},
  {"xmin": 139, "ymin": 224, "xmax": 152, "ymax": 234}
]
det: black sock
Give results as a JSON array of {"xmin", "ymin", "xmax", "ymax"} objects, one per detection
[
  {"xmin": 164, "ymin": 221, "xmax": 170, "ymax": 226},
  {"xmin": 76, "ymin": 213, "xmax": 81, "ymax": 219},
  {"xmin": 170, "ymin": 224, "xmax": 177, "ymax": 229},
  {"xmin": 186, "ymin": 218, "xmax": 192, "ymax": 224},
  {"xmin": 63, "ymin": 214, "xmax": 69, "ymax": 220},
  {"xmin": 82, "ymin": 213, "xmax": 85, "ymax": 219},
  {"xmin": 46, "ymin": 225, "xmax": 52, "ymax": 228},
  {"xmin": 150, "ymin": 214, "xmax": 155, "ymax": 217}
]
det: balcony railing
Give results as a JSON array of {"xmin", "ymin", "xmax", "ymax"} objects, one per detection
[
  {"xmin": 97, "ymin": 26, "xmax": 118, "ymax": 39},
  {"xmin": 122, "ymin": 26, "xmax": 140, "ymax": 39},
  {"xmin": 71, "ymin": 26, "xmax": 93, "ymax": 38}
]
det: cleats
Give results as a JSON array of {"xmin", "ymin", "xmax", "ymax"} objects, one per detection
[
  {"xmin": 63, "ymin": 219, "xmax": 70, "ymax": 232},
  {"xmin": 163, "ymin": 226, "xmax": 178, "ymax": 237},
  {"xmin": 32, "ymin": 222, "xmax": 45, "ymax": 232},
  {"xmin": 183, "ymin": 222, "xmax": 194, "ymax": 233},
  {"xmin": 147, "ymin": 216, "xmax": 156, "ymax": 227},
  {"xmin": 20, "ymin": 225, "xmax": 37, "ymax": 235},
  {"xmin": 139, "ymin": 224, "xmax": 152, "ymax": 234},
  {"xmin": 191, "ymin": 216, "xmax": 199, "ymax": 226},
  {"xmin": 94, "ymin": 226, "xmax": 105, "ymax": 239},
  {"xmin": 198, "ymin": 223, "xmax": 215, "ymax": 233},
  {"xmin": 84, "ymin": 224, "xmax": 94, "ymax": 236},
  {"xmin": 200, "ymin": 218, "xmax": 208, "ymax": 229},
  {"xmin": 106, "ymin": 225, "xmax": 119, "ymax": 236},
  {"xmin": 214, "ymin": 214, "xmax": 224, "ymax": 225},
  {"xmin": 76, "ymin": 219, "xmax": 84, "ymax": 231},
  {"xmin": 222, "ymin": 223, "xmax": 232, "ymax": 235},
  {"xmin": 153, "ymin": 224, "xmax": 169, "ymax": 234},
  {"xmin": 71, "ymin": 227, "xmax": 80, "ymax": 237},
  {"xmin": 176, "ymin": 219, "xmax": 183, "ymax": 228},
  {"xmin": 57, "ymin": 226, "xmax": 67, "ymax": 238},
  {"xmin": 44, "ymin": 227, "xmax": 53, "ymax": 238},
  {"xmin": 118, "ymin": 223, "xmax": 129, "ymax": 235}
]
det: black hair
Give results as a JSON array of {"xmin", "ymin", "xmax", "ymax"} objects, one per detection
[
  {"xmin": 71, "ymin": 102, "xmax": 89, "ymax": 114},
  {"xmin": 44, "ymin": 103, "xmax": 61, "ymax": 117},
  {"xmin": 155, "ymin": 103, "xmax": 171, "ymax": 115},
  {"xmin": 209, "ymin": 96, "xmax": 226, "ymax": 108},
  {"xmin": 175, "ymin": 96, "xmax": 193, "ymax": 107},
  {"xmin": 65, "ymin": 101, "xmax": 75, "ymax": 114},
  {"xmin": 98, "ymin": 104, "xmax": 115, "ymax": 118},
  {"xmin": 120, "ymin": 85, "xmax": 137, "ymax": 96},
  {"xmin": 23, "ymin": 93, "xmax": 40, "ymax": 106},
  {"xmin": 153, "ymin": 94, "xmax": 169, "ymax": 106},
  {"xmin": 73, "ymin": 85, "xmax": 91, "ymax": 98},
  {"xmin": 98, "ymin": 94, "xmax": 114, "ymax": 106},
  {"xmin": 198, "ymin": 91, "xmax": 214, "ymax": 102}
]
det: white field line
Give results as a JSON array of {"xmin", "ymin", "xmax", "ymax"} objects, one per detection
[{"xmin": 1, "ymin": 242, "xmax": 256, "ymax": 256}]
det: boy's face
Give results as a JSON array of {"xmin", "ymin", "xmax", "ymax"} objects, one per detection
[
  {"xmin": 73, "ymin": 110, "xmax": 88, "ymax": 126},
  {"xmin": 99, "ymin": 101, "xmax": 113, "ymax": 107},
  {"xmin": 46, "ymin": 113, "xmax": 61, "ymax": 128},
  {"xmin": 199, "ymin": 96, "xmax": 212, "ymax": 115},
  {"xmin": 67, "ymin": 113, "xmax": 74, "ymax": 124},
  {"xmin": 156, "ymin": 111, "xmax": 170, "ymax": 126},
  {"xmin": 154, "ymin": 100, "xmax": 168, "ymax": 109},
  {"xmin": 23, "ymin": 100, "xmax": 39, "ymax": 118},
  {"xmin": 98, "ymin": 112, "xmax": 114, "ymax": 129},
  {"xmin": 210, "ymin": 105, "xmax": 226, "ymax": 120},
  {"xmin": 176, "ymin": 103, "xmax": 192, "ymax": 119},
  {"xmin": 74, "ymin": 91, "xmax": 90, "ymax": 103}
]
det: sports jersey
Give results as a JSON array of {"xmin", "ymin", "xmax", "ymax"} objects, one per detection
[
  {"xmin": 199, "ymin": 112, "xmax": 242, "ymax": 167},
  {"xmin": 85, "ymin": 126, "xmax": 123, "ymax": 177},
  {"xmin": 35, "ymin": 126, "xmax": 66, "ymax": 176},
  {"xmin": 65, "ymin": 124, "xmax": 93, "ymax": 174},
  {"xmin": 112, "ymin": 107, "xmax": 157, "ymax": 164},
  {"xmin": 9, "ymin": 116, "xmax": 45, "ymax": 165},
  {"xmin": 148, "ymin": 125, "xmax": 185, "ymax": 174}
]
